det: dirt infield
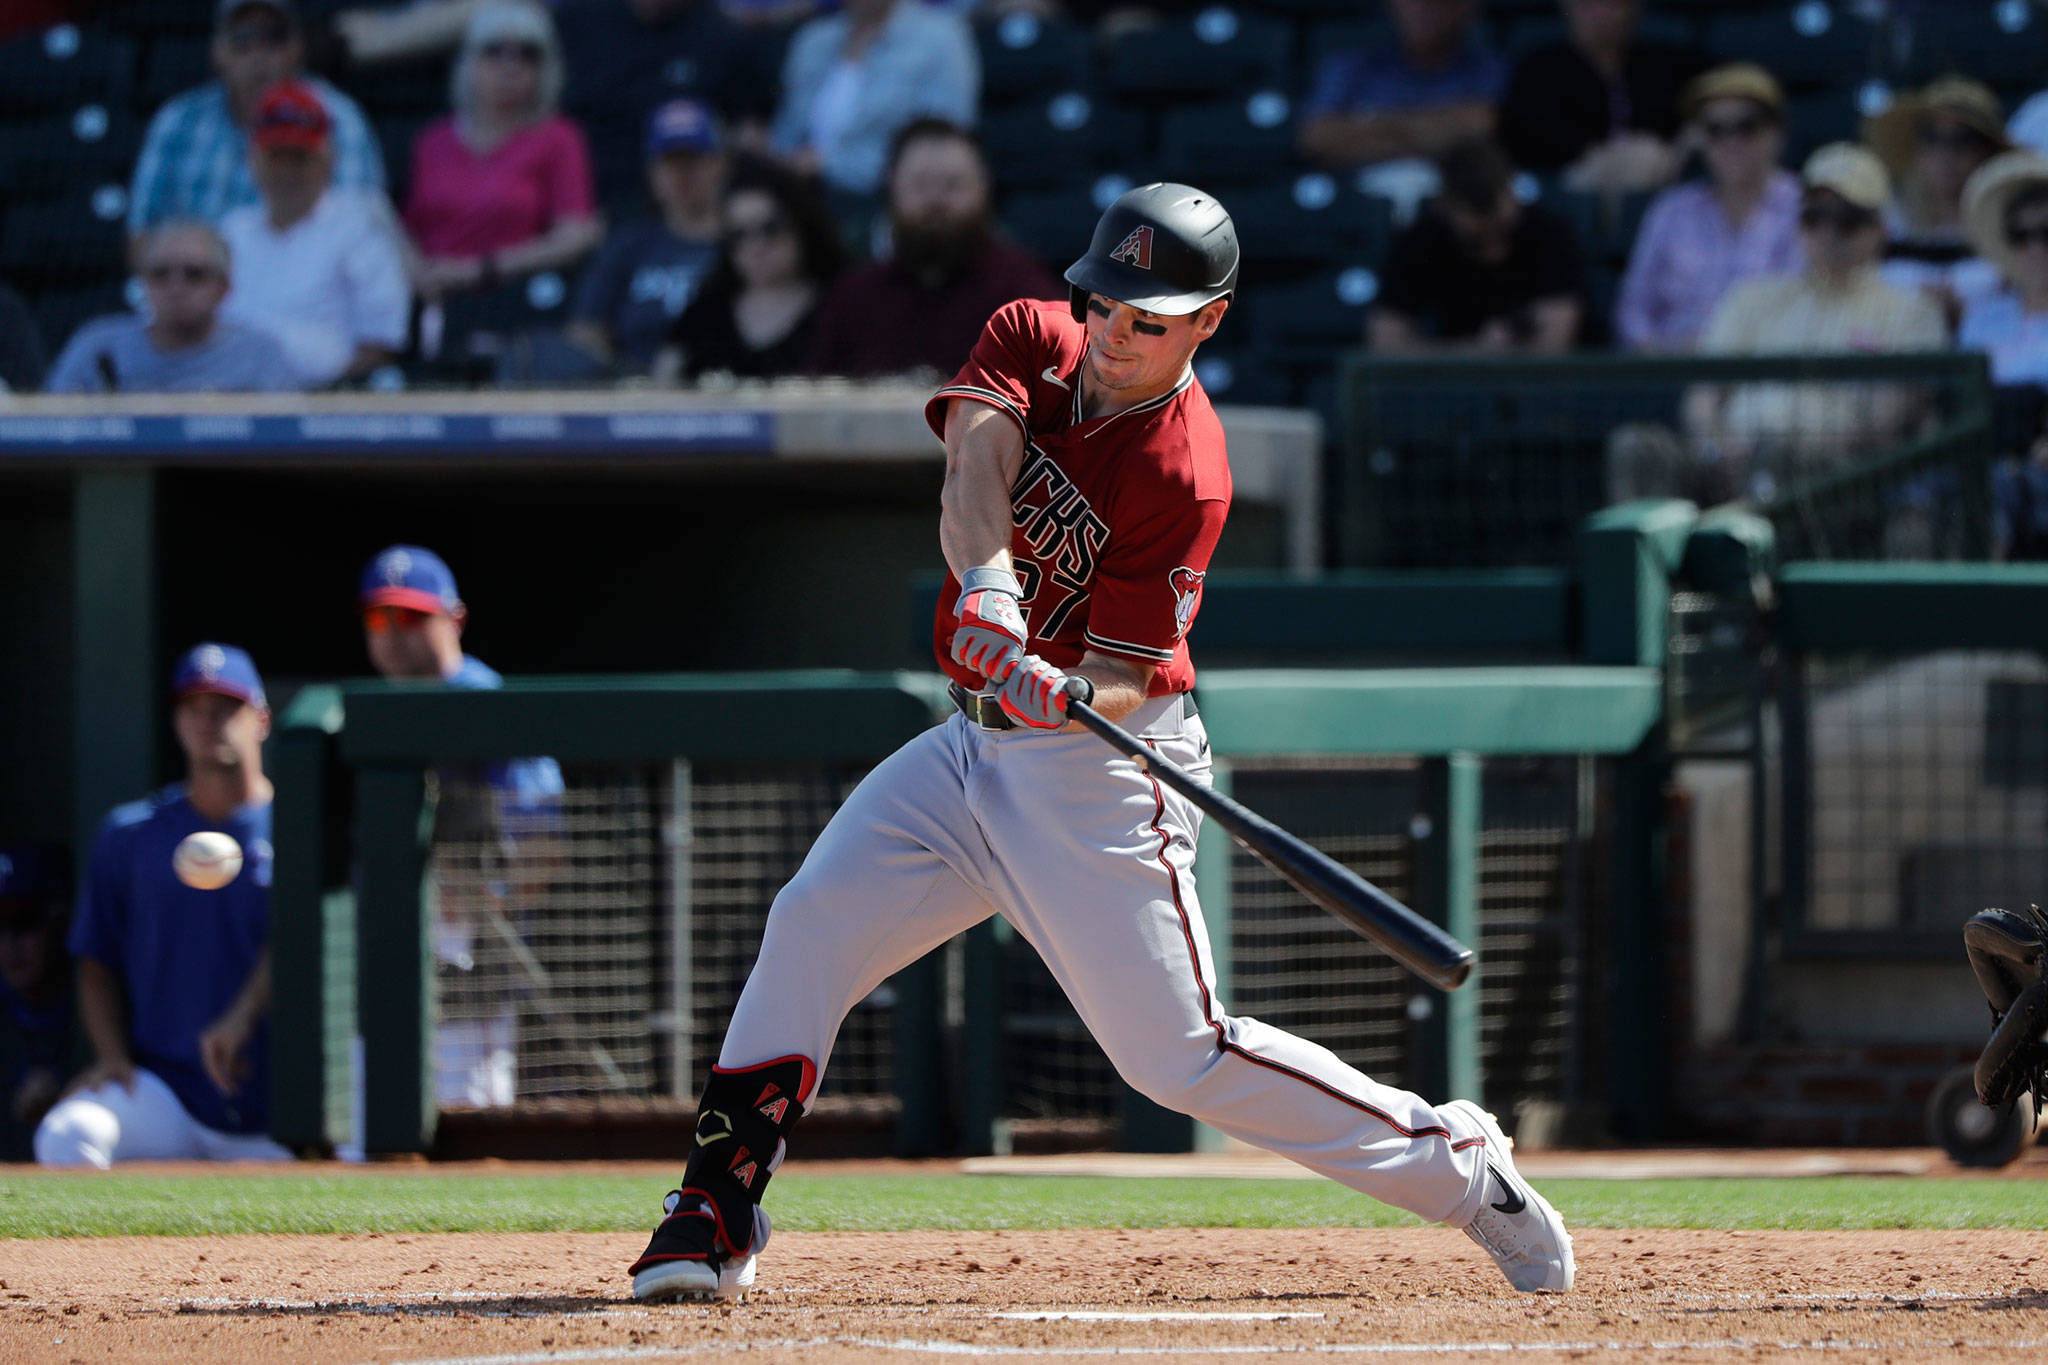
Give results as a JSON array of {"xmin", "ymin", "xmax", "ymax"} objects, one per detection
[{"xmin": 4, "ymin": 1224, "xmax": 2047, "ymax": 1363}]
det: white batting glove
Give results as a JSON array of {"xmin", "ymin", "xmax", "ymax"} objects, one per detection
[
  {"xmin": 996, "ymin": 654, "xmax": 1073, "ymax": 730},
  {"xmin": 950, "ymin": 566, "xmax": 1028, "ymax": 682}
]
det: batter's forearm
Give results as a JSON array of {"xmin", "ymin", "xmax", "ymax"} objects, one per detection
[
  {"xmin": 939, "ymin": 400, "xmax": 1025, "ymax": 579},
  {"xmin": 1071, "ymin": 651, "xmax": 1155, "ymax": 726},
  {"xmin": 76, "ymin": 959, "xmax": 131, "ymax": 1067}
]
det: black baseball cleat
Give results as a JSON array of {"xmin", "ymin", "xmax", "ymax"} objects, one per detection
[
  {"xmin": 629, "ymin": 1190, "xmax": 770, "ymax": 1302},
  {"xmin": 1441, "ymin": 1099, "xmax": 1576, "ymax": 1292}
]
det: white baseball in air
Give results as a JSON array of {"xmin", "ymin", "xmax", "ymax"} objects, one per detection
[{"xmin": 173, "ymin": 831, "xmax": 244, "ymax": 890}]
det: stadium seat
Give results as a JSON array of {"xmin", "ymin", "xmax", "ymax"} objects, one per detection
[
  {"xmin": 138, "ymin": 34, "xmax": 211, "ymax": 112},
  {"xmin": 431, "ymin": 272, "xmax": 575, "ymax": 363},
  {"xmin": 998, "ymin": 186, "xmax": 1099, "ymax": 274},
  {"xmin": 31, "ymin": 279, "xmax": 134, "ymax": 365},
  {"xmin": 0, "ymin": 108, "xmax": 144, "ymax": 204},
  {"xmin": 1702, "ymin": 3, "xmax": 1880, "ymax": 91},
  {"xmin": 1899, "ymin": 1, "xmax": 2048, "ymax": 88},
  {"xmin": 0, "ymin": 27, "xmax": 135, "ymax": 115},
  {"xmin": 1224, "ymin": 175, "xmax": 1392, "ymax": 270},
  {"xmin": 1103, "ymin": 8, "xmax": 1292, "ymax": 100},
  {"xmin": 95, "ymin": 0, "xmax": 215, "ymax": 36},
  {"xmin": 1154, "ymin": 93, "xmax": 1301, "ymax": 184},
  {"xmin": 977, "ymin": 13, "xmax": 1091, "ymax": 104},
  {"xmin": 979, "ymin": 93, "xmax": 1113, "ymax": 190},
  {"xmin": 0, "ymin": 191, "xmax": 131, "ymax": 284},
  {"xmin": 1248, "ymin": 267, "xmax": 1378, "ymax": 365}
]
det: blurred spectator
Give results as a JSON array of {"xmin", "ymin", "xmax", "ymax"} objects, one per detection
[
  {"xmin": 807, "ymin": 118, "xmax": 1056, "ymax": 379},
  {"xmin": 555, "ymin": 0, "xmax": 774, "ymax": 208},
  {"xmin": 46, "ymin": 221, "xmax": 303, "ymax": 394},
  {"xmin": 0, "ymin": 283, "xmax": 47, "ymax": 394},
  {"xmin": 402, "ymin": 3, "xmax": 602, "ymax": 302},
  {"xmin": 1668, "ymin": 144, "xmax": 1946, "ymax": 502},
  {"xmin": 357, "ymin": 546, "xmax": 564, "ymax": 1108},
  {"xmin": 1297, "ymin": 0, "xmax": 1503, "ymax": 185},
  {"xmin": 661, "ymin": 160, "xmax": 847, "ymax": 380},
  {"xmin": 565, "ymin": 99, "xmax": 729, "ymax": 374},
  {"xmin": 128, "ymin": 0, "xmax": 384, "ymax": 238},
  {"xmin": 218, "ymin": 83, "xmax": 411, "ymax": 387},
  {"xmin": 1866, "ymin": 77, "xmax": 2009, "ymax": 322},
  {"xmin": 1495, "ymin": 0, "xmax": 1705, "ymax": 192},
  {"xmin": 770, "ymin": 0, "xmax": 978, "ymax": 199},
  {"xmin": 36, "ymin": 645, "xmax": 289, "ymax": 1167},
  {"xmin": 332, "ymin": 0, "xmax": 486, "ymax": 67},
  {"xmin": 1959, "ymin": 152, "xmax": 2048, "ymax": 557},
  {"xmin": 1370, "ymin": 138, "xmax": 1588, "ymax": 353},
  {"xmin": 0, "ymin": 848, "xmax": 74, "ymax": 1163},
  {"xmin": 1614, "ymin": 63, "xmax": 1801, "ymax": 353}
]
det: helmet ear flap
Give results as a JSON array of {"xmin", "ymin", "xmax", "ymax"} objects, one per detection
[{"xmin": 1069, "ymin": 283, "xmax": 1089, "ymax": 323}]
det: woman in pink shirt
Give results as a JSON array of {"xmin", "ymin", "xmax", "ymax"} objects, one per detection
[{"xmin": 402, "ymin": 1, "xmax": 602, "ymax": 299}]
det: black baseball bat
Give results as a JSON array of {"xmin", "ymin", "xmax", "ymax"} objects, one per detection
[{"xmin": 1063, "ymin": 681, "xmax": 1474, "ymax": 991}]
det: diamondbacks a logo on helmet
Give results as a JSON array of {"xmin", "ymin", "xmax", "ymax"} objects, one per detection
[
  {"xmin": 1169, "ymin": 566, "xmax": 1205, "ymax": 636},
  {"xmin": 1110, "ymin": 225, "xmax": 1153, "ymax": 270}
]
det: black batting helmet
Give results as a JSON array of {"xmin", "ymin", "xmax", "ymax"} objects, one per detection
[{"xmin": 1064, "ymin": 182, "xmax": 1239, "ymax": 323}]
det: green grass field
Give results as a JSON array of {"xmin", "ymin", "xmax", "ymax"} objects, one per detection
[{"xmin": 4, "ymin": 1172, "xmax": 2048, "ymax": 1239}]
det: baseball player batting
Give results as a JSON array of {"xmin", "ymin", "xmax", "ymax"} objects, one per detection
[{"xmin": 629, "ymin": 183, "xmax": 1574, "ymax": 1301}]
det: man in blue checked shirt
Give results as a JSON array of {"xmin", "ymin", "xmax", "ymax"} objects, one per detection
[{"xmin": 128, "ymin": 0, "xmax": 384, "ymax": 241}]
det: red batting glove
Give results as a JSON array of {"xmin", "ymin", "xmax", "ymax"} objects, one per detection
[
  {"xmin": 996, "ymin": 654, "xmax": 1072, "ymax": 729},
  {"xmin": 950, "ymin": 571, "xmax": 1028, "ymax": 682}
]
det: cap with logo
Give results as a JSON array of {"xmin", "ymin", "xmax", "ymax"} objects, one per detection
[
  {"xmin": 1063, "ymin": 182, "xmax": 1239, "ymax": 323},
  {"xmin": 646, "ymin": 98, "xmax": 723, "ymax": 159},
  {"xmin": 172, "ymin": 642, "xmax": 268, "ymax": 711},
  {"xmin": 359, "ymin": 544, "xmax": 462, "ymax": 616},
  {"xmin": 251, "ymin": 81, "xmax": 330, "ymax": 152}
]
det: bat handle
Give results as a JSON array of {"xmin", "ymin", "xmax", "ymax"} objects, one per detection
[{"xmin": 1063, "ymin": 675, "xmax": 1096, "ymax": 708}]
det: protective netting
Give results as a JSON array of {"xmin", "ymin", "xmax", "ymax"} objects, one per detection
[
  {"xmin": 1796, "ymin": 650, "xmax": 2048, "ymax": 936},
  {"xmin": 426, "ymin": 760, "xmax": 883, "ymax": 1110}
]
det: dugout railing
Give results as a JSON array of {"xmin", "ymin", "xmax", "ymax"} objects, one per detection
[{"xmin": 273, "ymin": 503, "xmax": 1692, "ymax": 1157}]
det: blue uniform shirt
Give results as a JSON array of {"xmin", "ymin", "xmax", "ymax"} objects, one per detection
[
  {"xmin": 70, "ymin": 786, "xmax": 274, "ymax": 1135},
  {"xmin": 447, "ymin": 656, "xmax": 566, "ymax": 818}
]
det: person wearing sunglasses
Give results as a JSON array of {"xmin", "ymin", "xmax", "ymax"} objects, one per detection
[
  {"xmin": 128, "ymin": 0, "xmax": 384, "ymax": 242},
  {"xmin": 402, "ymin": 1, "xmax": 602, "ymax": 303},
  {"xmin": 45, "ymin": 220, "xmax": 300, "ymax": 393},
  {"xmin": 357, "ymin": 545, "xmax": 564, "ymax": 1111},
  {"xmin": 660, "ymin": 159, "xmax": 846, "ymax": 381},
  {"xmin": 1865, "ymin": 77, "xmax": 2012, "ymax": 326},
  {"xmin": 1958, "ymin": 152, "xmax": 2048, "ymax": 558},
  {"xmin": 1677, "ymin": 143, "xmax": 1946, "ymax": 502},
  {"xmin": 1614, "ymin": 63, "xmax": 1801, "ymax": 353}
]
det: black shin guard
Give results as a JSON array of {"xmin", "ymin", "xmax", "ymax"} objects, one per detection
[{"xmin": 677, "ymin": 1056, "xmax": 814, "ymax": 1256}]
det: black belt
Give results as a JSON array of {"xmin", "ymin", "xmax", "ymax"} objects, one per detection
[{"xmin": 948, "ymin": 681, "xmax": 1196, "ymax": 732}]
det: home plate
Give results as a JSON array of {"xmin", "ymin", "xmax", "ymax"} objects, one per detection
[{"xmin": 990, "ymin": 1311, "xmax": 1326, "ymax": 1322}]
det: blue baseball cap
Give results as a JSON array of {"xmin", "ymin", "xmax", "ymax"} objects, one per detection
[
  {"xmin": 645, "ymin": 98, "xmax": 722, "ymax": 159},
  {"xmin": 172, "ymin": 642, "xmax": 268, "ymax": 711},
  {"xmin": 359, "ymin": 544, "xmax": 461, "ymax": 616}
]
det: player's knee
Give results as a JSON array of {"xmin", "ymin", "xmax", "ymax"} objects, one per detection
[
  {"xmin": 1104, "ymin": 1032, "xmax": 1225, "ymax": 1109},
  {"xmin": 34, "ymin": 1098, "xmax": 118, "ymax": 1169}
]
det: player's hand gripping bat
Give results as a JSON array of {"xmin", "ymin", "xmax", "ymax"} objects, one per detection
[{"xmin": 1061, "ymin": 679, "xmax": 1475, "ymax": 991}]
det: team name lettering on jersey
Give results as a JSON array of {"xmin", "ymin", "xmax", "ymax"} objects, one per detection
[{"xmin": 1012, "ymin": 446, "xmax": 1110, "ymax": 639}]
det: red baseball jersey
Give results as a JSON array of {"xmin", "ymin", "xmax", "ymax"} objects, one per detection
[{"xmin": 924, "ymin": 298, "xmax": 1231, "ymax": 697}]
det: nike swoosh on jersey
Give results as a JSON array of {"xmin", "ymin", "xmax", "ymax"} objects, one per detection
[
  {"xmin": 1488, "ymin": 1164, "xmax": 1527, "ymax": 1215},
  {"xmin": 1041, "ymin": 365, "xmax": 1071, "ymax": 390}
]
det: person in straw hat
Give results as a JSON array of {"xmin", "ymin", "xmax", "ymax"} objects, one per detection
[
  {"xmin": 1959, "ymin": 150, "xmax": 2048, "ymax": 556},
  {"xmin": 1677, "ymin": 143, "xmax": 1946, "ymax": 499},
  {"xmin": 1615, "ymin": 62, "xmax": 1801, "ymax": 351},
  {"xmin": 1864, "ymin": 75, "xmax": 2010, "ymax": 321}
]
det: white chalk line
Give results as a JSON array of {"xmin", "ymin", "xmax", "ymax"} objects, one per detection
[
  {"xmin": 991, "ymin": 1311, "xmax": 1326, "ymax": 1322},
  {"xmin": 371, "ymin": 1338, "xmax": 2048, "ymax": 1365}
]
